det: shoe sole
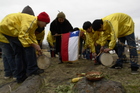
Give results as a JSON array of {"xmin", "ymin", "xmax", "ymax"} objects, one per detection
[
  {"xmin": 131, "ymin": 71, "xmax": 139, "ymax": 75},
  {"xmin": 131, "ymin": 73, "xmax": 139, "ymax": 75},
  {"xmin": 115, "ymin": 67, "xmax": 122, "ymax": 69},
  {"xmin": 4, "ymin": 77, "xmax": 11, "ymax": 79},
  {"xmin": 110, "ymin": 67, "xmax": 122, "ymax": 69}
]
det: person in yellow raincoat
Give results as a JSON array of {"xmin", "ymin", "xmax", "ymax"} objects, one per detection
[
  {"xmin": 92, "ymin": 13, "xmax": 139, "ymax": 74},
  {"xmin": 47, "ymin": 31, "xmax": 56, "ymax": 57},
  {"xmin": 0, "ymin": 12, "xmax": 50, "ymax": 83},
  {"xmin": 0, "ymin": 33, "xmax": 16, "ymax": 79},
  {"xmin": 82, "ymin": 21, "xmax": 102, "ymax": 64},
  {"xmin": 22, "ymin": 5, "xmax": 45, "ymax": 54}
]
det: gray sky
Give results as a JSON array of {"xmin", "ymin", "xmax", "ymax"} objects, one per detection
[{"xmin": 0, "ymin": 0, "xmax": 140, "ymax": 42}]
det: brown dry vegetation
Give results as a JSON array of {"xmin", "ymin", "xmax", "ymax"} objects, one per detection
[{"xmin": 0, "ymin": 49, "xmax": 140, "ymax": 93}]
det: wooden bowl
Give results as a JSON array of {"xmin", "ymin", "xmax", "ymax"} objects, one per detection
[{"xmin": 86, "ymin": 71, "xmax": 103, "ymax": 81}]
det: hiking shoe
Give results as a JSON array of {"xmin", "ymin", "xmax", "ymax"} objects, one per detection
[
  {"xmin": 67, "ymin": 62, "xmax": 73, "ymax": 64},
  {"xmin": 122, "ymin": 60, "xmax": 129, "ymax": 63},
  {"xmin": 94, "ymin": 60, "xmax": 101, "ymax": 65},
  {"xmin": 32, "ymin": 69, "xmax": 44, "ymax": 75},
  {"xmin": 111, "ymin": 64, "xmax": 123, "ymax": 69},
  {"xmin": 16, "ymin": 76, "xmax": 27, "ymax": 83},
  {"xmin": 4, "ymin": 76, "xmax": 11, "ymax": 79},
  {"xmin": 131, "ymin": 71, "xmax": 139, "ymax": 75},
  {"xmin": 13, "ymin": 77, "xmax": 17, "ymax": 80},
  {"xmin": 58, "ymin": 61, "xmax": 63, "ymax": 64},
  {"xmin": 94, "ymin": 62, "xmax": 101, "ymax": 65}
]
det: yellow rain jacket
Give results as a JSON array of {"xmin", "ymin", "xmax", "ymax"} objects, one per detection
[
  {"xmin": 47, "ymin": 31, "xmax": 56, "ymax": 47},
  {"xmin": 36, "ymin": 30, "xmax": 45, "ymax": 44},
  {"xmin": 0, "ymin": 13, "xmax": 38, "ymax": 47},
  {"xmin": 96, "ymin": 33, "xmax": 111, "ymax": 46},
  {"xmin": 101, "ymin": 13, "xmax": 134, "ymax": 49},
  {"xmin": 0, "ymin": 33, "xmax": 9, "ymax": 43},
  {"xmin": 84, "ymin": 29, "xmax": 101, "ymax": 53},
  {"xmin": 79, "ymin": 28, "xmax": 86, "ymax": 40}
]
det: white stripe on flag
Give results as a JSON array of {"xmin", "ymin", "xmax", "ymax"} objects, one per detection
[{"xmin": 68, "ymin": 36, "xmax": 79, "ymax": 61}]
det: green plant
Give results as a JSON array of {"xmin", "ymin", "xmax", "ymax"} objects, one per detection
[{"xmin": 55, "ymin": 84, "xmax": 74, "ymax": 93}]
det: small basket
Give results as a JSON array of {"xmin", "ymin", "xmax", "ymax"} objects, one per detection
[{"xmin": 86, "ymin": 71, "xmax": 103, "ymax": 81}]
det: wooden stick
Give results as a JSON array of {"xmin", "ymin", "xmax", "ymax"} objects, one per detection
[{"xmin": 95, "ymin": 51, "xmax": 102, "ymax": 59}]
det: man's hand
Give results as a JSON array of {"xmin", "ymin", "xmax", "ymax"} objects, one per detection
[
  {"xmin": 104, "ymin": 48, "xmax": 112, "ymax": 53},
  {"xmin": 92, "ymin": 53, "xmax": 97, "ymax": 58},
  {"xmin": 100, "ymin": 46, "xmax": 104, "ymax": 52},
  {"xmin": 31, "ymin": 43, "xmax": 42, "ymax": 55},
  {"xmin": 53, "ymin": 33, "xmax": 61, "ymax": 36}
]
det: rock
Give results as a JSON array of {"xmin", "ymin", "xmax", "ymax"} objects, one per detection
[
  {"xmin": 73, "ymin": 77, "xmax": 126, "ymax": 93},
  {"xmin": 0, "ymin": 81, "xmax": 18, "ymax": 93},
  {"xmin": 11, "ymin": 75, "xmax": 43, "ymax": 93}
]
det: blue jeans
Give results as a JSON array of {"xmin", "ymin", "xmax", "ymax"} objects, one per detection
[
  {"xmin": 117, "ymin": 33, "xmax": 139, "ymax": 69},
  {"xmin": 0, "ymin": 42, "xmax": 16, "ymax": 77},
  {"xmin": 48, "ymin": 43, "xmax": 56, "ymax": 57},
  {"xmin": 4, "ymin": 36, "xmax": 39, "ymax": 80}
]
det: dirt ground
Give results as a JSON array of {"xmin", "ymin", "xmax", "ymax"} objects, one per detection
[{"xmin": 0, "ymin": 49, "xmax": 140, "ymax": 93}]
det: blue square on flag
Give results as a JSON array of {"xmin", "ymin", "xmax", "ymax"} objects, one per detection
[{"xmin": 70, "ymin": 31, "xmax": 80, "ymax": 37}]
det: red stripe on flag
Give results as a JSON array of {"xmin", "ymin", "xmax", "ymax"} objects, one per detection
[{"xmin": 61, "ymin": 32, "xmax": 70, "ymax": 61}]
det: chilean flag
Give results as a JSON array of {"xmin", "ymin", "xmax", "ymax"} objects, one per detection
[{"xmin": 61, "ymin": 30, "xmax": 80, "ymax": 62}]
